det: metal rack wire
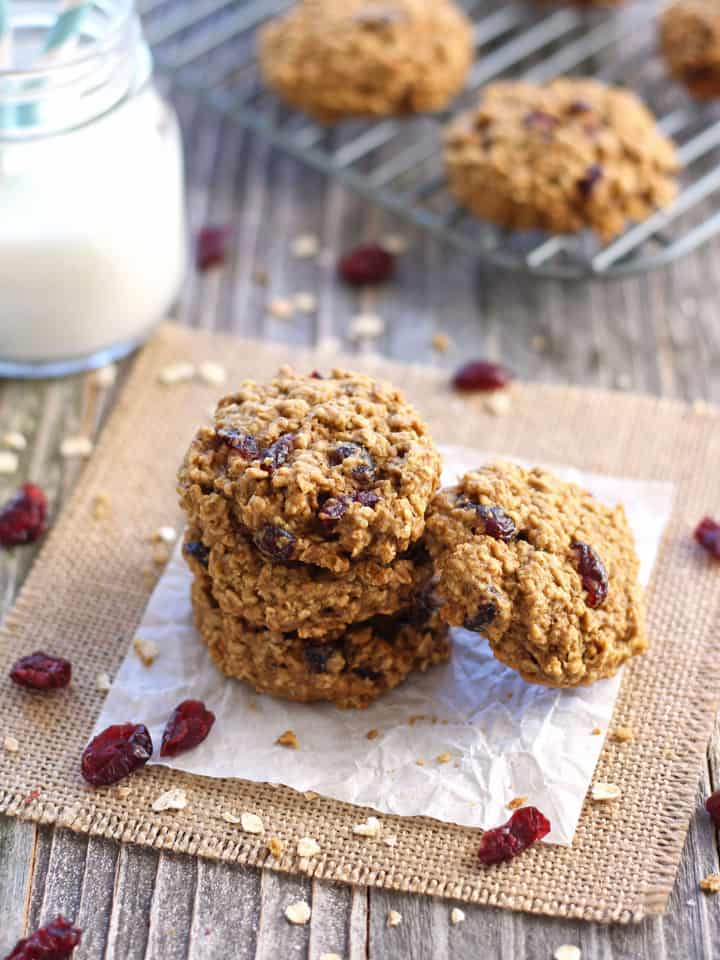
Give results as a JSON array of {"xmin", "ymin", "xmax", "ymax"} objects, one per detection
[{"xmin": 139, "ymin": 0, "xmax": 720, "ymax": 279}]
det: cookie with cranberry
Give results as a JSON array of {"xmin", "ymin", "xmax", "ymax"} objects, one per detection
[
  {"xmin": 424, "ymin": 461, "xmax": 646, "ymax": 687},
  {"xmin": 258, "ymin": 0, "xmax": 473, "ymax": 123},
  {"xmin": 178, "ymin": 367, "xmax": 441, "ymax": 574},
  {"xmin": 443, "ymin": 78, "xmax": 678, "ymax": 241},
  {"xmin": 191, "ymin": 574, "xmax": 450, "ymax": 709},
  {"xmin": 182, "ymin": 525, "xmax": 433, "ymax": 639},
  {"xmin": 661, "ymin": 0, "xmax": 720, "ymax": 99}
]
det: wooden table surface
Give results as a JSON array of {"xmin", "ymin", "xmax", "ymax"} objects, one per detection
[{"xmin": 1, "ymin": 74, "xmax": 720, "ymax": 960}]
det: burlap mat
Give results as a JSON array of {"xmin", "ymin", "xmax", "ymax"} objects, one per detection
[{"xmin": 1, "ymin": 324, "xmax": 718, "ymax": 924}]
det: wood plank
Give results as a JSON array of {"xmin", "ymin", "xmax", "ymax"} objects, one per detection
[
  {"xmin": 254, "ymin": 869, "xmax": 314, "ymax": 960},
  {"xmin": 187, "ymin": 858, "xmax": 260, "ymax": 959},
  {"xmin": 145, "ymin": 853, "xmax": 198, "ymax": 960},
  {"xmin": 104, "ymin": 845, "xmax": 160, "ymax": 960},
  {"xmin": 0, "ymin": 819, "xmax": 38, "ymax": 954}
]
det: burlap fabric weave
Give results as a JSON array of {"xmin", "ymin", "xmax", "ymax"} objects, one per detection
[{"xmin": 1, "ymin": 324, "xmax": 718, "ymax": 923}]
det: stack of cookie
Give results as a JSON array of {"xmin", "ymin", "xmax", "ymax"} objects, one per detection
[{"xmin": 177, "ymin": 367, "xmax": 449, "ymax": 709}]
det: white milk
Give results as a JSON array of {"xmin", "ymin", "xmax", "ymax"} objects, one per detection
[{"xmin": 0, "ymin": 85, "xmax": 186, "ymax": 366}]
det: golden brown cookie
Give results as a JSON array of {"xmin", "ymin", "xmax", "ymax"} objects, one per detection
[
  {"xmin": 424, "ymin": 461, "xmax": 646, "ymax": 687},
  {"xmin": 182, "ymin": 526, "xmax": 433, "ymax": 639},
  {"xmin": 177, "ymin": 367, "xmax": 441, "ymax": 574},
  {"xmin": 443, "ymin": 78, "xmax": 678, "ymax": 242},
  {"xmin": 660, "ymin": 0, "xmax": 720, "ymax": 99},
  {"xmin": 258, "ymin": 0, "xmax": 473, "ymax": 123},
  {"xmin": 191, "ymin": 574, "xmax": 450, "ymax": 709}
]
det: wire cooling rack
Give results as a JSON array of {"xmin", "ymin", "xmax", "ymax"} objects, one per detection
[{"xmin": 139, "ymin": 0, "xmax": 720, "ymax": 279}]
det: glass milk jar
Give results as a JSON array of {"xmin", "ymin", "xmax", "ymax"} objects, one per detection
[{"xmin": 0, "ymin": 0, "xmax": 186, "ymax": 377}]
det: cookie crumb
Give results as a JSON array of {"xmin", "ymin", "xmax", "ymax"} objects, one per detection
[
  {"xmin": 554, "ymin": 947, "xmax": 581, "ymax": 960},
  {"xmin": 158, "ymin": 362, "xmax": 195, "ymax": 385},
  {"xmin": 0, "ymin": 451, "xmax": 19, "ymax": 474},
  {"xmin": 303, "ymin": 790, "xmax": 318, "ymax": 801},
  {"xmin": 450, "ymin": 907, "xmax": 465, "ymax": 925},
  {"xmin": 116, "ymin": 786, "xmax": 131, "ymax": 800},
  {"xmin": 253, "ymin": 266, "xmax": 269, "ymax": 286},
  {"xmin": 436, "ymin": 752, "xmax": 452, "ymax": 764},
  {"xmin": 416, "ymin": 758, "xmax": 425, "ymax": 767},
  {"xmin": 2, "ymin": 431, "xmax": 27, "ymax": 451},
  {"xmin": 483, "ymin": 391, "xmax": 513, "ymax": 417},
  {"xmin": 531, "ymin": 335, "xmax": 547, "ymax": 353},
  {"xmin": 197, "ymin": 362, "xmax": 227, "ymax": 386},
  {"xmin": 291, "ymin": 233, "xmax": 319, "ymax": 258},
  {"xmin": 381, "ymin": 233, "xmax": 409, "ymax": 255},
  {"xmin": 387, "ymin": 910, "xmax": 402, "ymax": 927},
  {"xmin": 611, "ymin": 726, "xmax": 634, "ymax": 743},
  {"xmin": 432, "ymin": 332, "xmax": 451, "ymax": 353},
  {"xmin": 3, "ymin": 735, "xmax": 19, "ymax": 754},
  {"xmin": 293, "ymin": 292, "xmax": 318, "ymax": 314},
  {"xmin": 92, "ymin": 492, "xmax": 112, "ymax": 521},
  {"xmin": 591, "ymin": 727, "xmax": 602, "ymax": 736},
  {"xmin": 268, "ymin": 297, "xmax": 294, "ymax": 319},
  {"xmin": 353, "ymin": 816, "xmax": 381, "ymax": 839},
  {"xmin": 241, "ymin": 812, "xmax": 264, "ymax": 835},
  {"xmin": 276, "ymin": 729, "xmax": 299, "ymax": 749},
  {"xmin": 285, "ymin": 900, "xmax": 311, "ymax": 925},
  {"xmin": 349, "ymin": 312, "xmax": 385, "ymax": 341},
  {"xmin": 93, "ymin": 364, "xmax": 118, "ymax": 389},
  {"xmin": 366, "ymin": 729, "xmax": 379, "ymax": 740},
  {"xmin": 297, "ymin": 837, "xmax": 321, "ymax": 857},
  {"xmin": 591, "ymin": 782, "xmax": 621, "ymax": 802},
  {"xmin": 132, "ymin": 636, "xmax": 160, "ymax": 667},
  {"xmin": 699, "ymin": 874, "xmax": 720, "ymax": 894},
  {"xmin": 96, "ymin": 672, "xmax": 112, "ymax": 692},
  {"xmin": 152, "ymin": 788, "xmax": 188, "ymax": 812},
  {"xmin": 221, "ymin": 811, "xmax": 242, "ymax": 825},
  {"xmin": 507, "ymin": 796, "xmax": 528, "ymax": 811},
  {"xmin": 268, "ymin": 837, "xmax": 284, "ymax": 858}
]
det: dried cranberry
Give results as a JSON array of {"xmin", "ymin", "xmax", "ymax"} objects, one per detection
[
  {"xmin": 695, "ymin": 516, "xmax": 720, "ymax": 559},
  {"xmin": 310, "ymin": 370, "xmax": 323, "ymax": 379},
  {"xmin": 523, "ymin": 110, "xmax": 558, "ymax": 136},
  {"xmin": 6, "ymin": 915, "xmax": 82, "ymax": 960},
  {"xmin": 478, "ymin": 806, "xmax": 551, "ymax": 865},
  {"xmin": 577, "ymin": 164, "xmax": 603, "ymax": 200},
  {"xmin": 160, "ymin": 699, "xmax": 215, "ymax": 758},
  {"xmin": 329, "ymin": 442, "xmax": 376, "ymax": 486},
  {"xmin": 81, "ymin": 723, "xmax": 153, "ymax": 787},
  {"xmin": 10, "ymin": 652, "xmax": 71, "ymax": 690},
  {"xmin": 184, "ymin": 540, "xmax": 210, "ymax": 566},
  {"xmin": 318, "ymin": 496, "xmax": 350, "ymax": 526},
  {"xmin": 463, "ymin": 604, "xmax": 497, "ymax": 631},
  {"xmin": 254, "ymin": 524, "xmax": 296, "ymax": 561},
  {"xmin": 304, "ymin": 644, "xmax": 334, "ymax": 674},
  {"xmin": 571, "ymin": 541, "xmax": 609, "ymax": 608},
  {"xmin": 354, "ymin": 491, "xmax": 380, "ymax": 508},
  {"xmin": 459, "ymin": 499, "xmax": 516, "ymax": 542},
  {"xmin": 217, "ymin": 429, "xmax": 259, "ymax": 460},
  {"xmin": 196, "ymin": 225, "xmax": 230, "ymax": 271},
  {"xmin": 705, "ymin": 790, "xmax": 720, "ymax": 826},
  {"xmin": 261, "ymin": 434, "xmax": 295, "ymax": 474},
  {"xmin": 567, "ymin": 99, "xmax": 592, "ymax": 114},
  {"xmin": 401, "ymin": 592, "xmax": 435, "ymax": 628},
  {"xmin": 338, "ymin": 244, "xmax": 394, "ymax": 286},
  {"xmin": 452, "ymin": 361, "xmax": 512, "ymax": 393},
  {"xmin": 0, "ymin": 483, "xmax": 47, "ymax": 547}
]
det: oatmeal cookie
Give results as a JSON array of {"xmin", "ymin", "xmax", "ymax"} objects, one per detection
[
  {"xmin": 660, "ymin": 0, "xmax": 720, "ymax": 99},
  {"xmin": 191, "ymin": 574, "xmax": 450, "ymax": 709},
  {"xmin": 183, "ymin": 526, "xmax": 433, "ymax": 639},
  {"xmin": 178, "ymin": 367, "xmax": 441, "ymax": 574},
  {"xmin": 258, "ymin": 0, "xmax": 473, "ymax": 123},
  {"xmin": 424, "ymin": 461, "xmax": 646, "ymax": 687},
  {"xmin": 443, "ymin": 78, "xmax": 678, "ymax": 241}
]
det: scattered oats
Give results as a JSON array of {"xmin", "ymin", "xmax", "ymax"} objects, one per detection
[
  {"xmin": 61, "ymin": 435, "xmax": 94, "ymax": 459},
  {"xmin": 221, "ymin": 811, "xmax": 242, "ymax": 825},
  {"xmin": 507, "ymin": 796, "xmax": 528, "ymax": 811},
  {"xmin": 381, "ymin": 233, "xmax": 409, "ymax": 255},
  {"xmin": 2, "ymin": 431, "xmax": 26, "ymax": 451},
  {"xmin": 92, "ymin": 492, "xmax": 112, "ymax": 521},
  {"xmin": 285, "ymin": 900, "xmax": 311, "ymax": 925},
  {"xmin": 268, "ymin": 837, "xmax": 284, "ymax": 858},
  {"xmin": 319, "ymin": 954, "xmax": 343, "ymax": 960},
  {"xmin": 366, "ymin": 729, "xmax": 379, "ymax": 740},
  {"xmin": 483, "ymin": 391, "xmax": 513, "ymax": 417},
  {"xmin": 197, "ymin": 362, "xmax": 227, "ymax": 386},
  {"xmin": 241, "ymin": 812, "xmax": 264, "ymax": 834},
  {"xmin": 349, "ymin": 312, "xmax": 384, "ymax": 341},
  {"xmin": 387, "ymin": 910, "xmax": 402, "ymax": 927},
  {"xmin": 591, "ymin": 782, "xmax": 621, "ymax": 802},
  {"xmin": 3, "ymin": 735, "xmax": 19, "ymax": 753},
  {"xmin": 432, "ymin": 332, "xmax": 451, "ymax": 353},
  {"xmin": 353, "ymin": 816, "xmax": 382, "ymax": 838},
  {"xmin": 158, "ymin": 362, "xmax": 195, "ymax": 385},
  {"xmin": 293, "ymin": 291, "xmax": 317, "ymax": 314},
  {"xmin": 96, "ymin": 672, "xmax": 112, "ymax": 693},
  {"xmin": 436, "ymin": 752, "xmax": 452, "ymax": 764},
  {"xmin": 276, "ymin": 729, "xmax": 299, "ymax": 749},
  {"xmin": 133, "ymin": 636, "xmax": 160, "ymax": 667},
  {"xmin": 152, "ymin": 788, "xmax": 188, "ymax": 813},
  {"xmin": 268, "ymin": 297, "xmax": 294, "ymax": 319},
  {"xmin": 450, "ymin": 907, "xmax": 465, "ymax": 925},
  {"xmin": 0, "ymin": 451, "xmax": 19, "ymax": 474},
  {"xmin": 416, "ymin": 758, "xmax": 426, "ymax": 767},
  {"xmin": 253, "ymin": 266, "xmax": 269, "ymax": 286},
  {"xmin": 297, "ymin": 837, "xmax": 321, "ymax": 857},
  {"xmin": 383, "ymin": 835, "xmax": 398, "ymax": 848},
  {"xmin": 591, "ymin": 727, "xmax": 602, "ymax": 736},
  {"xmin": 152, "ymin": 542, "xmax": 171, "ymax": 567},
  {"xmin": 291, "ymin": 233, "xmax": 319, "ymax": 258},
  {"xmin": 611, "ymin": 726, "xmax": 633, "ymax": 743},
  {"xmin": 700, "ymin": 874, "xmax": 720, "ymax": 894},
  {"xmin": 554, "ymin": 946, "xmax": 581, "ymax": 960},
  {"xmin": 116, "ymin": 786, "xmax": 131, "ymax": 800},
  {"xmin": 663, "ymin": 747, "xmax": 675, "ymax": 760},
  {"xmin": 153, "ymin": 526, "xmax": 177, "ymax": 544},
  {"xmin": 93, "ymin": 364, "xmax": 118, "ymax": 388}
]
